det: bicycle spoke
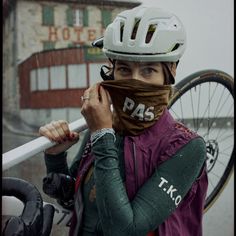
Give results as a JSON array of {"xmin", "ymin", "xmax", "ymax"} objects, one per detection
[
  {"xmin": 208, "ymin": 93, "xmax": 232, "ymax": 132},
  {"xmin": 196, "ymin": 83, "xmax": 218, "ymax": 132}
]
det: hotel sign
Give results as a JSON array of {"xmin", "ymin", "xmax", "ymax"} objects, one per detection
[{"xmin": 47, "ymin": 26, "xmax": 104, "ymax": 44}]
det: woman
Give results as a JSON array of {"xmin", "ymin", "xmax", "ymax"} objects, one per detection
[{"xmin": 39, "ymin": 6, "xmax": 208, "ymax": 236}]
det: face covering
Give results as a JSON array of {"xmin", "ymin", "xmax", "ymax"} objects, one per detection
[{"xmin": 101, "ymin": 79, "xmax": 172, "ymax": 136}]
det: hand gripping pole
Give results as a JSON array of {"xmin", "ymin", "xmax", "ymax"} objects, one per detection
[{"xmin": 2, "ymin": 118, "xmax": 87, "ymax": 171}]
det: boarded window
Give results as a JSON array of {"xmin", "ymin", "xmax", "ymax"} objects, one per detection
[{"xmin": 42, "ymin": 5, "xmax": 54, "ymax": 26}]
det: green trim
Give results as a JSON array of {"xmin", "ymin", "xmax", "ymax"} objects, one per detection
[
  {"xmin": 83, "ymin": 8, "xmax": 89, "ymax": 27},
  {"xmin": 66, "ymin": 8, "xmax": 74, "ymax": 27},
  {"xmin": 101, "ymin": 9, "xmax": 111, "ymax": 28},
  {"xmin": 43, "ymin": 41, "xmax": 55, "ymax": 51}
]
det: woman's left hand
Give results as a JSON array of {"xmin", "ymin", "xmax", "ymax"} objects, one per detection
[{"xmin": 81, "ymin": 83, "xmax": 113, "ymax": 133}]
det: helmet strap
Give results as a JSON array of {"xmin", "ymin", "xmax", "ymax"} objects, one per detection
[{"xmin": 100, "ymin": 59, "xmax": 115, "ymax": 81}]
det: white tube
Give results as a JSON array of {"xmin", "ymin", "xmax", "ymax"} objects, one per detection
[{"xmin": 2, "ymin": 118, "xmax": 87, "ymax": 171}]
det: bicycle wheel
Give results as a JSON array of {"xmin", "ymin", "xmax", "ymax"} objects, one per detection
[{"xmin": 168, "ymin": 69, "xmax": 234, "ymax": 212}]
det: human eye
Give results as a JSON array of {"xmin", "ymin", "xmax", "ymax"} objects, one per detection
[
  {"xmin": 116, "ymin": 66, "xmax": 131, "ymax": 76},
  {"xmin": 141, "ymin": 67, "xmax": 157, "ymax": 77}
]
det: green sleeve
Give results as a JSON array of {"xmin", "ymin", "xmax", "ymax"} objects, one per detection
[{"xmin": 92, "ymin": 135, "xmax": 206, "ymax": 236}]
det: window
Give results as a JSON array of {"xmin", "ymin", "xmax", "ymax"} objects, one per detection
[
  {"xmin": 38, "ymin": 68, "xmax": 49, "ymax": 90},
  {"xmin": 30, "ymin": 70, "xmax": 37, "ymax": 91},
  {"xmin": 42, "ymin": 5, "xmax": 54, "ymax": 26},
  {"xmin": 101, "ymin": 9, "xmax": 111, "ymax": 28},
  {"xmin": 66, "ymin": 8, "xmax": 88, "ymax": 27},
  {"xmin": 29, "ymin": 63, "xmax": 91, "ymax": 91},
  {"xmin": 30, "ymin": 68, "xmax": 49, "ymax": 91},
  {"xmin": 50, "ymin": 66, "xmax": 66, "ymax": 89},
  {"xmin": 68, "ymin": 64, "xmax": 87, "ymax": 88},
  {"xmin": 74, "ymin": 9, "xmax": 83, "ymax": 26}
]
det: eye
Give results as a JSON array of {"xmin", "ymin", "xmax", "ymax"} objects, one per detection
[
  {"xmin": 116, "ymin": 66, "xmax": 131, "ymax": 75},
  {"xmin": 141, "ymin": 67, "xmax": 157, "ymax": 76}
]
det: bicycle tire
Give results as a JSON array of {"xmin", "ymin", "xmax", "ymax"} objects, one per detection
[{"xmin": 168, "ymin": 69, "xmax": 234, "ymax": 212}]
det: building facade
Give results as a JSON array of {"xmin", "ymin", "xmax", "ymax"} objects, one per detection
[{"xmin": 3, "ymin": 0, "xmax": 141, "ymax": 126}]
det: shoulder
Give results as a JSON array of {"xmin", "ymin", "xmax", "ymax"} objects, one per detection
[{"xmin": 159, "ymin": 119, "xmax": 204, "ymax": 164}]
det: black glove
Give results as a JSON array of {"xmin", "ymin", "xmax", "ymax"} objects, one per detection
[
  {"xmin": 43, "ymin": 173, "xmax": 75, "ymax": 209},
  {"xmin": 2, "ymin": 177, "xmax": 54, "ymax": 236}
]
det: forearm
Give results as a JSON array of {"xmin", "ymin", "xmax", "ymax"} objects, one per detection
[{"xmin": 44, "ymin": 152, "xmax": 70, "ymax": 175}]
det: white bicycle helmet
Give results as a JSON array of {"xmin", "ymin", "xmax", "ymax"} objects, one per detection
[{"xmin": 102, "ymin": 6, "xmax": 186, "ymax": 62}]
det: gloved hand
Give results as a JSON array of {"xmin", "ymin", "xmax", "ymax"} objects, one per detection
[{"xmin": 43, "ymin": 173, "xmax": 75, "ymax": 209}]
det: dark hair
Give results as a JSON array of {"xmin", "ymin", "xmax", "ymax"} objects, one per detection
[
  {"xmin": 161, "ymin": 63, "xmax": 175, "ymax": 99},
  {"xmin": 162, "ymin": 63, "xmax": 174, "ymax": 85}
]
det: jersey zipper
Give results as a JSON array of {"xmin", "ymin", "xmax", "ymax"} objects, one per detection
[{"xmin": 132, "ymin": 141, "xmax": 138, "ymax": 192}]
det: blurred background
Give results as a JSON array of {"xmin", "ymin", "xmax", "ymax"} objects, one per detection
[{"xmin": 2, "ymin": 0, "xmax": 234, "ymax": 235}]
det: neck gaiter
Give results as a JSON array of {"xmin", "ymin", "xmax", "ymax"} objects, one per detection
[{"xmin": 101, "ymin": 79, "xmax": 172, "ymax": 136}]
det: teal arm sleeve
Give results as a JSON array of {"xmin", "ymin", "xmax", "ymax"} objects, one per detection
[{"xmin": 93, "ymin": 135, "xmax": 206, "ymax": 236}]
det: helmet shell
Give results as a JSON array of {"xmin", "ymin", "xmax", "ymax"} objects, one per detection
[{"xmin": 103, "ymin": 6, "xmax": 186, "ymax": 62}]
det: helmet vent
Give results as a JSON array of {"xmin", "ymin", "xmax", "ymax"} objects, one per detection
[
  {"xmin": 120, "ymin": 21, "xmax": 124, "ymax": 42},
  {"xmin": 171, "ymin": 43, "xmax": 180, "ymax": 51},
  {"xmin": 145, "ymin": 24, "xmax": 157, "ymax": 43},
  {"xmin": 131, "ymin": 18, "xmax": 141, "ymax": 40}
]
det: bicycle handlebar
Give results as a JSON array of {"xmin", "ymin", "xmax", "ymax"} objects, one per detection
[{"xmin": 2, "ymin": 177, "xmax": 55, "ymax": 236}]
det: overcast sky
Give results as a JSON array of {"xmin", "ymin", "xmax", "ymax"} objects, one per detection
[{"xmin": 140, "ymin": 0, "xmax": 234, "ymax": 82}]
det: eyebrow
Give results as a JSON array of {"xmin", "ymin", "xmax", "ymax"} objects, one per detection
[{"xmin": 116, "ymin": 61, "xmax": 129, "ymax": 66}]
